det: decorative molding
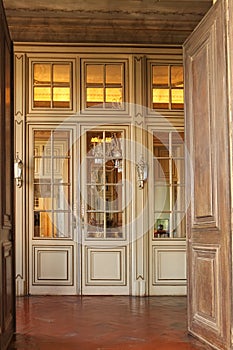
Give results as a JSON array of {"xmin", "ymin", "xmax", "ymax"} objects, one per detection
[
  {"xmin": 134, "ymin": 112, "xmax": 144, "ymax": 126},
  {"xmin": 15, "ymin": 114, "xmax": 23, "ymax": 124}
]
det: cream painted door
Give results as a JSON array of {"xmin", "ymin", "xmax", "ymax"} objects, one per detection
[
  {"xmin": 148, "ymin": 126, "xmax": 187, "ymax": 295},
  {"xmin": 28, "ymin": 125, "xmax": 77, "ymax": 295},
  {"xmin": 80, "ymin": 126, "xmax": 130, "ymax": 295}
]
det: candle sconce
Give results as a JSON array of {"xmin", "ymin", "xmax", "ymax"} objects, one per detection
[
  {"xmin": 136, "ymin": 155, "xmax": 148, "ymax": 189},
  {"xmin": 14, "ymin": 153, "xmax": 23, "ymax": 188}
]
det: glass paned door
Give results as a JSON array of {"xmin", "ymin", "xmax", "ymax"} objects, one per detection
[
  {"xmin": 81, "ymin": 127, "xmax": 130, "ymax": 295},
  {"xmin": 84, "ymin": 130, "xmax": 125, "ymax": 239},
  {"xmin": 29, "ymin": 126, "xmax": 77, "ymax": 295},
  {"xmin": 153, "ymin": 131, "xmax": 185, "ymax": 238},
  {"xmin": 33, "ymin": 130, "xmax": 72, "ymax": 238}
]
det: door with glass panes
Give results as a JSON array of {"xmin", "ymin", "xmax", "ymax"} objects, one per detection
[
  {"xmin": 29, "ymin": 124, "xmax": 130, "ymax": 295},
  {"xmin": 80, "ymin": 127, "xmax": 130, "ymax": 295},
  {"xmin": 29, "ymin": 126, "xmax": 77, "ymax": 295},
  {"xmin": 149, "ymin": 129, "xmax": 186, "ymax": 295}
]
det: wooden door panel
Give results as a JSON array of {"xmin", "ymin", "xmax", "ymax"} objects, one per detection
[
  {"xmin": 0, "ymin": 1, "xmax": 15, "ymax": 349},
  {"xmin": 184, "ymin": 1, "xmax": 231, "ymax": 349}
]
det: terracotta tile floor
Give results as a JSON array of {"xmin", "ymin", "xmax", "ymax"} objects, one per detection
[{"xmin": 9, "ymin": 296, "xmax": 213, "ymax": 350}]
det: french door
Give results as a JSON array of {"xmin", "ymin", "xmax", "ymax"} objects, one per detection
[
  {"xmin": 80, "ymin": 126, "xmax": 130, "ymax": 295},
  {"xmin": 28, "ymin": 124, "xmax": 130, "ymax": 295}
]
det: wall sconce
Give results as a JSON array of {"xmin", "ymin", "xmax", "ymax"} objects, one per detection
[
  {"xmin": 14, "ymin": 153, "xmax": 23, "ymax": 188},
  {"xmin": 136, "ymin": 155, "xmax": 148, "ymax": 189}
]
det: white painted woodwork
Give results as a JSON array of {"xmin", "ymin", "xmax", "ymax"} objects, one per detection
[
  {"xmin": 85, "ymin": 247, "xmax": 126, "ymax": 285},
  {"xmin": 14, "ymin": 44, "xmax": 186, "ymax": 297},
  {"xmin": 33, "ymin": 246, "xmax": 73, "ymax": 284},
  {"xmin": 150, "ymin": 240, "xmax": 186, "ymax": 295}
]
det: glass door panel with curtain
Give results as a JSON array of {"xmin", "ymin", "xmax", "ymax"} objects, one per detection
[{"xmin": 81, "ymin": 128, "xmax": 130, "ymax": 295}]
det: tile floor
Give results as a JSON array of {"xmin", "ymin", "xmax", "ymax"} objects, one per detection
[{"xmin": 9, "ymin": 296, "xmax": 213, "ymax": 350}]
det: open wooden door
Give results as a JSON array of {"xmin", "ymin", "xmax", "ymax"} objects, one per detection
[
  {"xmin": 184, "ymin": 1, "xmax": 232, "ymax": 349},
  {"xmin": 0, "ymin": 0, "xmax": 15, "ymax": 349}
]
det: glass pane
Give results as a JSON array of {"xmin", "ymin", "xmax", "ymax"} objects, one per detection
[
  {"xmin": 87, "ymin": 185, "xmax": 104, "ymax": 211},
  {"xmin": 53, "ymin": 131, "xmax": 70, "ymax": 156},
  {"xmin": 105, "ymin": 161, "xmax": 122, "ymax": 184},
  {"xmin": 106, "ymin": 88, "xmax": 122, "ymax": 104},
  {"xmin": 172, "ymin": 159, "xmax": 184, "ymax": 184},
  {"xmin": 106, "ymin": 185, "xmax": 122, "ymax": 211},
  {"xmin": 54, "ymin": 185, "xmax": 70, "ymax": 210},
  {"xmin": 86, "ymin": 88, "xmax": 104, "ymax": 107},
  {"xmin": 53, "ymin": 159, "xmax": 70, "ymax": 183},
  {"xmin": 87, "ymin": 212, "xmax": 104, "ymax": 238},
  {"xmin": 34, "ymin": 184, "xmax": 52, "ymax": 210},
  {"xmin": 153, "ymin": 132, "xmax": 169, "ymax": 150},
  {"xmin": 87, "ymin": 131, "xmax": 104, "ymax": 155},
  {"xmin": 33, "ymin": 87, "xmax": 51, "ymax": 107},
  {"xmin": 53, "ymin": 64, "xmax": 70, "ymax": 84},
  {"xmin": 154, "ymin": 158, "xmax": 169, "ymax": 184},
  {"xmin": 154, "ymin": 186, "xmax": 170, "ymax": 212},
  {"xmin": 86, "ymin": 65, "xmax": 104, "ymax": 84},
  {"xmin": 106, "ymin": 212, "xmax": 123, "ymax": 238},
  {"xmin": 53, "ymin": 87, "xmax": 70, "ymax": 108},
  {"xmin": 106, "ymin": 65, "xmax": 122, "ymax": 84},
  {"xmin": 152, "ymin": 66, "xmax": 168, "ymax": 86},
  {"xmin": 34, "ymin": 130, "xmax": 51, "ymax": 154},
  {"xmin": 154, "ymin": 217, "xmax": 170, "ymax": 238},
  {"xmin": 53, "ymin": 212, "xmax": 71, "ymax": 238},
  {"xmin": 34, "ymin": 211, "xmax": 53, "ymax": 238},
  {"xmin": 172, "ymin": 132, "xmax": 184, "ymax": 157},
  {"xmin": 87, "ymin": 161, "xmax": 104, "ymax": 184},
  {"xmin": 34, "ymin": 64, "xmax": 51, "ymax": 85},
  {"xmin": 171, "ymin": 66, "xmax": 183, "ymax": 87},
  {"xmin": 172, "ymin": 213, "xmax": 186, "ymax": 238},
  {"xmin": 34, "ymin": 158, "xmax": 52, "ymax": 179},
  {"xmin": 171, "ymin": 89, "xmax": 184, "ymax": 109},
  {"xmin": 153, "ymin": 88, "xmax": 169, "ymax": 109},
  {"xmin": 173, "ymin": 186, "xmax": 185, "ymax": 211},
  {"xmin": 105, "ymin": 131, "xmax": 123, "ymax": 158}
]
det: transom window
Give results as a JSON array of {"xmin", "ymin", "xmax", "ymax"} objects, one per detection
[
  {"xmin": 32, "ymin": 63, "xmax": 72, "ymax": 109},
  {"xmin": 153, "ymin": 131, "xmax": 185, "ymax": 238},
  {"xmin": 151, "ymin": 65, "xmax": 184, "ymax": 110},
  {"xmin": 84, "ymin": 63, "xmax": 125, "ymax": 109},
  {"xmin": 84, "ymin": 130, "xmax": 125, "ymax": 239},
  {"xmin": 33, "ymin": 130, "xmax": 72, "ymax": 238}
]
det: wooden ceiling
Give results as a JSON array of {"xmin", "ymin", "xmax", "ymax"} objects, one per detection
[{"xmin": 2, "ymin": 0, "xmax": 213, "ymax": 45}]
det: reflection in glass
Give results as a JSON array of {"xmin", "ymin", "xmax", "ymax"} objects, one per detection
[
  {"xmin": 106, "ymin": 65, "xmax": 122, "ymax": 84},
  {"xmin": 53, "ymin": 212, "xmax": 71, "ymax": 238},
  {"xmin": 171, "ymin": 66, "xmax": 183, "ymax": 87},
  {"xmin": 34, "ymin": 211, "xmax": 53, "ymax": 238},
  {"xmin": 34, "ymin": 87, "xmax": 51, "ymax": 107},
  {"xmin": 34, "ymin": 64, "xmax": 51, "ymax": 84},
  {"xmin": 53, "ymin": 64, "xmax": 70, "ymax": 83},
  {"xmin": 85, "ymin": 130, "xmax": 125, "ymax": 239},
  {"xmin": 85, "ymin": 63, "xmax": 124, "ymax": 109},
  {"xmin": 152, "ymin": 65, "xmax": 183, "ymax": 110},
  {"xmin": 152, "ymin": 88, "xmax": 169, "ymax": 109},
  {"xmin": 152, "ymin": 66, "xmax": 168, "ymax": 86},
  {"xmin": 86, "ymin": 65, "xmax": 104, "ymax": 84},
  {"xmin": 33, "ymin": 63, "xmax": 71, "ymax": 109},
  {"xmin": 154, "ymin": 186, "xmax": 170, "ymax": 212},
  {"xmin": 153, "ymin": 130, "xmax": 185, "ymax": 238},
  {"xmin": 173, "ymin": 213, "xmax": 186, "ymax": 238},
  {"xmin": 53, "ymin": 158, "xmax": 70, "ymax": 183},
  {"xmin": 53, "ymin": 185, "xmax": 70, "ymax": 210},
  {"xmin": 33, "ymin": 130, "xmax": 71, "ymax": 238}
]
